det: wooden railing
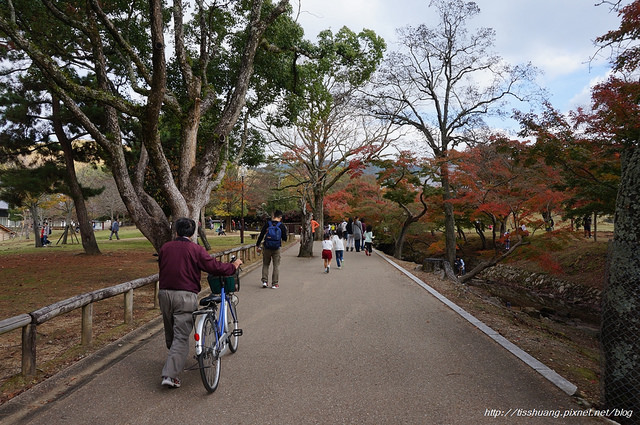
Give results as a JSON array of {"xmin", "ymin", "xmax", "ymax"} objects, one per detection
[{"xmin": 0, "ymin": 244, "xmax": 257, "ymax": 376}]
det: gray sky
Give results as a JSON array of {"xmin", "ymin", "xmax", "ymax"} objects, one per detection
[{"xmin": 294, "ymin": 0, "xmax": 624, "ymax": 117}]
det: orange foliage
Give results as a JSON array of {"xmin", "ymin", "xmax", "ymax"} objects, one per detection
[
  {"xmin": 426, "ymin": 239, "xmax": 446, "ymax": 256},
  {"xmin": 536, "ymin": 252, "xmax": 563, "ymax": 275}
]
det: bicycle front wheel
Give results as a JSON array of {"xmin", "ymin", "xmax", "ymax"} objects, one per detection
[
  {"xmin": 227, "ymin": 299, "xmax": 239, "ymax": 353},
  {"xmin": 198, "ymin": 315, "xmax": 221, "ymax": 393}
]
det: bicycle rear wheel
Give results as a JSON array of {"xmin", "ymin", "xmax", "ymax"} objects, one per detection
[
  {"xmin": 227, "ymin": 299, "xmax": 239, "ymax": 353},
  {"xmin": 198, "ymin": 315, "xmax": 221, "ymax": 393}
]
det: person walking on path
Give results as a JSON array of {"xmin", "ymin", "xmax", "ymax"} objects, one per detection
[
  {"xmin": 583, "ymin": 214, "xmax": 592, "ymax": 238},
  {"xmin": 360, "ymin": 218, "xmax": 367, "ymax": 251},
  {"xmin": 321, "ymin": 232, "xmax": 333, "ymax": 273},
  {"xmin": 157, "ymin": 217, "xmax": 242, "ymax": 389},
  {"xmin": 352, "ymin": 217, "xmax": 363, "ymax": 253},
  {"xmin": 332, "ymin": 231, "xmax": 345, "ymax": 269},
  {"xmin": 364, "ymin": 224, "xmax": 374, "ymax": 256},
  {"xmin": 455, "ymin": 256, "xmax": 465, "ymax": 277},
  {"xmin": 323, "ymin": 224, "xmax": 331, "ymax": 238},
  {"xmin": 256, "ymin": 210, "xmax": 289, "ymax": 289},
  {"xmin": 345, "ymin": 217, "xmax": 354, "ymax": 251},
  {"xmin": 109, "ymin": 220, "xmax": 120, "ymax": 240}
]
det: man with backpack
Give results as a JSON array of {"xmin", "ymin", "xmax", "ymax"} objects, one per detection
[{"xmin": 256, "ymin": 210, "xmax": 288, "ymax": 289}]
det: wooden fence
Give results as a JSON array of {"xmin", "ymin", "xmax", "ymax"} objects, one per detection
[{"xmin": 0, "ymin": 244, "xmax": 257, "ymax": 376}]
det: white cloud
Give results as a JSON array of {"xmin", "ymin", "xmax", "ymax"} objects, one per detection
[
  {"xmin": 296, "ymin": 0, "xmax": 627, "ymax": 114},
  {"xmin": 530, "ymin": 48, "xmax": 585, "ymax": 79},
  {"xmin": 297, "ymin": 0, "xmax": 385, "ymax": 38},
  {"xmin": 567, "ymin": 69, "xmax": 613, "ymax": 110}
]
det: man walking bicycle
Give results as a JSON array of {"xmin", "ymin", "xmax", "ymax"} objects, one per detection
[{"xmin": 157, "ymin": 217, "xmax": 242, "ymax": 388}]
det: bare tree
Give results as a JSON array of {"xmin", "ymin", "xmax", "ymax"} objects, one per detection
[
  {"xmin": 264, "ymin": 27, "xmax": 393, "ymax": 256},
  {"xmin": 267, "ymin": 111, "xmax": 397, "ymax": 255},
  {"xmin": 369, "ymin": 0, "xmax": 538, "ymax": 266},
  {"xmin": 77, "ymin": 166, "xmax": 125, "ymax": 221}
]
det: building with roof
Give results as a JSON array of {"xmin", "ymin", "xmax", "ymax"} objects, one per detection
[{"xmin": 0, "ymin": 200, "xmax": 8, "ymax": 227}]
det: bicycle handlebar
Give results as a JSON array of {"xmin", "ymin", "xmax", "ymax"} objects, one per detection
[{"xmin": 230, "ymin": 255, "xmax": 242, "ymax": 272}]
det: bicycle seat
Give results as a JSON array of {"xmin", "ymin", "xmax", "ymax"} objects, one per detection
[{"xmin": 199, "ymin": 294, "xmax": 222, "ymax": 306}]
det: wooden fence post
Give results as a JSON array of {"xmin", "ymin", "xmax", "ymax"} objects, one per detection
[
  {"xmin": 22, "ymin": 323, "xmax": 36, "ymax": 376},
  {"xmin": 124, "ymin": 289, "xmax": 133, "ymax": 324},
  {"xmin": 82, "ymin": 303, "xmax": 93, "ymax": 345}
]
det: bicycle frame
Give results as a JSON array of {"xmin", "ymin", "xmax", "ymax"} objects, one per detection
[
  {"xmin": 216, "ymin": 287, "xmax": 229, "ymax": 357},
  {"xmin": 193, "ymin": 264, "xmax": 242, "ymax": 393},
  {"xmin": 193, "ymin": 286, "xmax": 238, "ymax": 357}
]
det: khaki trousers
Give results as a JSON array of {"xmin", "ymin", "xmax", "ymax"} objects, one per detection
[
  {"xmin": 261, "ymin": 247, "xmax": 281, "ymax": 285},
  {"xmin": 158, "ymin": 289, "xmax": 198, "ymax": 379}
]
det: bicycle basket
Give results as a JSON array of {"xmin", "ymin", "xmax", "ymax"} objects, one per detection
[{"xmin": 207, "ymin": 274, "xmax": 239, "ymax": 294}]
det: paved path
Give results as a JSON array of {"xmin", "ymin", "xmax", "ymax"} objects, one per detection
[{"xmin": 2, "ymin": 242, "xmax": 605, "ymax": 424}]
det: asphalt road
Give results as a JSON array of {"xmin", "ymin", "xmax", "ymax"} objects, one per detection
[{"xmin": 2, "ymin": 241, "xmax": 606, "ymax": 424}]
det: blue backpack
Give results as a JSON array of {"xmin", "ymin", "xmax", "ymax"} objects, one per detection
[{"xmin": 264, "ymin": 221, "xmax": 282, "ymax": 250}]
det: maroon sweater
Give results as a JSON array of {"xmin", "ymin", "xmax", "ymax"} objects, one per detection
[{"xmin": 158, "ymin": 237, "xmax": 236, "ymax": 294}]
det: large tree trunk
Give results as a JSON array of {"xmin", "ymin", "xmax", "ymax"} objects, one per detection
[
  {"xmin": 52, "ymin": 97, "xmax": 101, "ymax": 255},
  {"xmin": 199, "ymin": 208, "xmax": 211, "ymax": 250},
  {"xmin": 298, "ymin": 197, "xmax": 314, "ymax": 257},
  {"xmin": 312, "ymin": 187, "xmax": 324, "ymax": 242},
  {"xmin": 601, "ymin": 146, "xmax": 640, "ymax": 424},
  {"xmin": 394, "ymin": 194, "xmax": 428, "ymax": 260},
  {"xmin": 30, "ymin": 204, "xmax": 42, "ymax": 248},
  {"xmin": 179, "ymin": 102, "xmax": 202, "ymax": 191},
  {"xmin": 393, "ymin": 230, "xmax": 407, "ymax": 259},
  {"xmin": 394, "ymin": 216, "xmax": 416, "ymax": 259},
  {"xmin": 441, "ymin": 163, "xmax": 457, "ymax": 267}
]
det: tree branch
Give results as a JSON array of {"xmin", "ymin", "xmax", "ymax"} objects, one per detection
[{"xmin": 458, "ymin": 238, "xmax": 526, "ymax": 283}]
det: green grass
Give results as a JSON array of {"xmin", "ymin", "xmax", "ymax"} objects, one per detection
[
  {"xmin": 571, "ymin": 366, "xmax": 599, "ymax": 382},
  {"xmin": 0, "ymin": 227, "xmax": 254, "ymax": 256}
]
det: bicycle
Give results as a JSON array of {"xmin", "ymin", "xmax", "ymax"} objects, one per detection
[{"xmin": 192, "ymin": 257, "xmax": 242, "ymax": 393}]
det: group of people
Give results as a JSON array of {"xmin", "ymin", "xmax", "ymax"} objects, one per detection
[
  {"xmin": 206, "ymin": 217, "xmax": 246, "ymax": 233},
  {"xmin": 317, "ymin": 216, "xmax": 372, "ymax": 253},
  {"xmin": 320, "ymin": 222, "xmax": 374, "ymax": 273},
  {"xmin": 40, "ymin": 222, "xmax": 51, "ymax": 246}
]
